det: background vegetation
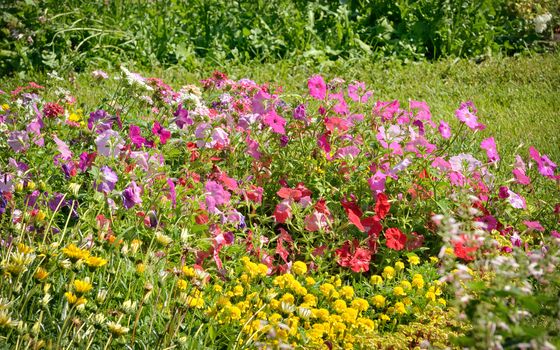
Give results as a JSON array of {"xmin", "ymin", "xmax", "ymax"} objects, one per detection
[{"xmin": 1, "ymin": 0, "xmax": 559, "ymax": 76}]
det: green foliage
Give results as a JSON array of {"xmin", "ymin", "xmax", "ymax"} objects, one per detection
[{"xmin": 1, "ymin": 0, "xmax": 558, "ymax": 76}]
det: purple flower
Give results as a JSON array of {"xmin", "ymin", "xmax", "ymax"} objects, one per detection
[
  {"xmin": 205, "ymin": 181, "xmax": 231, "ymax": 214},
  {"xmin": 449, "ymin": 153, "xmax": 482, "ymax": 173},
  {"xmin": 122, "ymin": 181, "xmax": 142, "ymax": 209},
  {"xmin": 455, "ymin": 101, "xmax": 485, "ymax": 131},
  {"xmin": 438, "ymin": 120, "xmax": 451, "ymax": 139},
  {"xmin": 174, "ymin": 104, "xmax": 193, "ymax": 129},
  {"xmin": 348, "ymin": 81, "xmax": 373, "ymax": 103},
  {"xmin": 334, "ymin": 146, "xmax": 360, "ymax": 159},
  {"xmin": 293, "ymin": 104, "xmax": 307, "ymax": 121},
  {"xmin": 308, "ymin": 75, "xmax": 327, "ymax": 100},
  {"xmin": 210, "ymin": 128, "xmax": 229, "ymax": 148},
  {"xmin": 78, "ymin": 152, "xmax": 97, "ymax": 172},
  {"xmin": 96, "ymin": 166, "xmax": 118, "ymax": 194},
  {"xmin": 405, "ymin": 136, "xmax": 436, "ymax": 158},
  {"xmin": 498, "ymin": 186, "xmax": 510, "ymax": 199},
  {"xmin": 88, "ymin": 109, "xmax": 112, "ymax": 133},
  {"xmin": 26, "ymin": 117, "xmax": 44, "ymax": 146},
  {"xmin": 507, "ymin": 190, "xmax": 526, "ymax": 209},
  {"xmin": 245, "ymin": 137, "xmax": 261, "ymax": 160},
  {"xmin": 167, "ymin": 178, "xmax": 176, "ymax": 208},
  {"xmin": 481, "ymin": 137, "xmax": 500, "ymax": 163},
  {"xmin": 95, "ymin": 129, "xmax": 124, "ymax": 158},
  {"xmin": 8, "ymin": 131, "xmax": 30, "ymax": 153},
  {"xmin": 263, "ymin": 110, "xmax": 286, "ymax": 135}
]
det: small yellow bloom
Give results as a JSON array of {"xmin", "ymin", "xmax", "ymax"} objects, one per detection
[
  {"xmin": 85, "ymin": 256, "xmax": 108, "ymax": 268},
  {"xmin": 340, "ymin": 286, "xmax": 354, "ymax": 300},
  {"xmin": 370, "ymin": 275, "xmax": 383, "ymax": 285},
  {"xmin": 17, "ymin": 243, "xmax": 34, "ymax": 254},
  {"xmin": 372, "ymin": 295, "xmax": 386, "ymax": 308},
  {"xmin": 380, "ymin": 313, "xmax": 390, "ymax": 321},
  {"xmin": 177, "ymin": 279, "xmax": 188, "ymax": 291},
  {"xmin": 1, "ymin": 104, "xmax": 9, "ymax": 112},
  {"xmin": 382, "ymin": 266, "xmax": 395, "ymax": 280},
  {"xmin": 394, "ymin": 261, "xmax": 405, "ymax": 271},
  {"xmin": 407, "ymin": 254, "xmax": 420, "ymax": 265},
  {"xmin": 305, "ymin": 277, "xmax": 316, "ymax": 286},
  {"xmin": 182, "ymin": 266, "xmax": 195, "ymax": 278},
  {"xmin": 62, "ymin": 244, "xmax": 90, "ymax": 261},
  {"xmin": 394, "ymin": 302, "xmax": 406, "ymax": 314},
  {"xmin": 107, "ymin": 321, "xmax": 129, "ymax": 337},
  {"xmin": 136, "ymin": 263, "xmax": 145, "ymax": 274},
  {"xmin": 332, "ymin": 299, "xmax": 347, "ymax": 313},
  {"xmin": 73, "ymin": 279, "xmax": 93, "ymax": 294},
  {"xmin": 280, "ymin": 293, "xmax": 295, "ymax": 305},
  {"xmin": 400, "ymin": 280, "xmax": 412, "ymax": 290},
  {"xmin": 429, "ymin": 256, "xmax": 439, "ymax": 264},
  {"xmin": 65, "ymin": 292, "xmax": 87, "ymax": 306},
  {"xmin": 292, "ymin": 261, "xmax": 307, "ymax": 276},
  {"xmin": 393, "ymin": 286, "xmax": 406, "ymax": 297},
  {"xmin": 34, "ymin": 267, "xmax": 49, "ymax": 281},
  {"xmin": 351, "ymin": 298, "xmax": 369, "ymax": 312}
]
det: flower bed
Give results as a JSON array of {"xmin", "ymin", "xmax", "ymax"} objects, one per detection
[{"xmin": 0, "ymin": 69, "xmax": 558, "ymax": 349}]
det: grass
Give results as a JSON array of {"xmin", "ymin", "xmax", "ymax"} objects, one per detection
[{"xmin": 4, "ymin": 52, "xmax": 560, "ymax": 160}]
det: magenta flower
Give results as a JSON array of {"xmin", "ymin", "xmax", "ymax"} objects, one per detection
[
  {"xmin": 26, "ymin": 117, "xmax": 44, "ymax": 146},
  {"xmin": 405, "ymin": 136, "xmax": 436, "ymax": 158},
  {"xmin": 438, "ymin": 120, "xmax": 451, "ymax": 139},
  {"xmin": 368, "ymin": 171, "xmax": 387, "ymax": 194},
  {"xmin": 122, "ymin": 181, "xmax": 142, "ymax": 209},
  {"xmin": 263, "ymin": 110, "xmax": 286, "ymax": 135},
  {"xmin": 129, "ymin": 124, "xmax": 153, "ymax": 148},
  {"xmin": 96, "ymin": 166, "xmax": 118, "ymax": 194},
  {"xmin": 334, "ymin": 146, "xmax": 360, "ymax": 159},
  {"xmin": 78, "ymin": 152, "xmax": 96, "ymax": 172},
  {"xmin": 308, "ymin": 75, "xmax": 327, "ymax": 100},
  {"xmin": 523, "ymin": 221, "xmax": 545, "ymax": 232},
  {"xmin": 506, "ymin": 190, "xmax": 526, "ymax": 209},
  {"xmin": 245, "ymin": 136, "xmax": 261, "ymax": 160},
  {"xmin": 529, "ymin": 146, "xmax": 557, "ymax": 178},
  {"xmin": 167, "ymin": 178, "xmax": 176, "ymax": 208},
  {"xmin": 152, "ymin": 122, "xmax": 171, "ymax": 144},
  {"xmin": 455, "ymin": 101, "xmax": 485, "ymax": 131},
  {"xmin": 480, "ymin": 137, "xmax": 500, "ymax": 163}
]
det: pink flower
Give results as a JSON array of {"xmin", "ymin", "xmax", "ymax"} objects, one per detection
[
  {"xmin": 523, "ymin": 221, "xmax": 545, "ymax": 232},
  {"xmin": 273, "ymin": 199, "xmax": 292, "ymax": 223},
  {"xmin": 438, "ymin": 120, "xmax": 451, "ymax": 139},
  {"xmin": 308, "ymin": 75, "xmax": 327, "ymax": 100},
  {"xmin": 455, "ymin": 101, "xmax": 485, "ymax": 131},
  {"xmin": 205, "ymin": 181, "xmax": 231, "ymax": 214},
  {"xmin": 304, "ymin": 211, "xmax": 329, "ymax": 232},
  {"xmin": 53, "ymin": 135, "xmax": 72, "ymax": 160},
  {"xmin": 480, "ymin": 137, "xmax": 500, "ymax": 163},
  {"xmin": 263, "ymin": 110, "xmax": 286, "ymax": 135},
  {"xmin": 347, "ymin": 81, "xmax": 372, "ymax": 103},
  {"xmin": 507, "ymin": 190, "xmax": 526, "ymax": 209}
]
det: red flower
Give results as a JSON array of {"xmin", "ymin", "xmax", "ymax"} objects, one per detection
[
  {"xmin": 43, "ymin": 102, "xmax": 64, "ymax": 118},
  {"xmin": 273, "ymin": 200, "xmax": 292, "ymax": 223},
  {"xmin": 335, "ymin": 240, "xmax": 372, "ymax": 273},
  {"xmin": 374, "ymin": 193, "xmax": 390, "ymax": 219},
  {"xmin": 385, "ymin": 227, "xmax": 407, "ymax": 251},
  {"xmin": 453, "ymin": 235, "xmax": 478, "ymax": 261}
]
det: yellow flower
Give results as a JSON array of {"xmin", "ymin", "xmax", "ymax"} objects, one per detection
[
  {"xmin": 393, "ymin": 286, "xmax": 406, "ymax": 297},
  {"xmin": 62, "ymin": 244, "xmax": 90, "ymax": 261},
  {"xmin": 394, "ymin": 302, "xmax": 406, "ymax": 314},
  {"xmin": 213, "ymin": 284, "xmax": 223, "ymax": 293},
  {"xmin": 136, "ymin": 263, "xmax": 145, "ymax": 274},
  {"xmin": 182, "ymin": 266, "xmax": 195, "ymax": 278},
  {"xmin": 412, "ymin": 274, "xmax": 425, "ymax": 289},
  {"xmin": 407, "ymin": 254, "xmax": 420, "ymax": 265},
  {"xmin": 280, "ymin": 293, "xmax": 295, "ymax": 305},
  {"xmin": 429, "ymin": 256, "xmax": 439, "ymax": 264},
  {"xmin": 226, "ymin": 305, "xmax": 242, "ymax": 320},
  {"xmin": 305, "ymin": 277, "xmax": 316, "ymax": 286},
  {"xmin": 425, "ymin": 291, "xmax": 436, "ymax": 302},
  {"xmin": 380, "ymin": 313, "xmax": 390, "ymax": 321},
  {"xmin": 256, "ymin": 263, "xmax": 269, "ymax": 277},
  {"xmin": 1, "ymin": 104, "xmax": 9, "ymax": 112},
  {"xmin": 65, "ymin": 292, "xmax": 87, "ymax": 306},
  {"xmin": 155, "ymin": 232, "xmax": 172, "ymax": 246},
  {"xmin": 319, "ymin": 283, "xmax": 336, "ymax": 297},
  {"xmin": 85, "ymin": 256, "xmax": 108, "ymax": 268},
  {"xmin": 372, "ymin": 295, "xmax": 386, "ymax": 308},
  {"xmin": 382, "ymin": 266, "xmax": 395, "ymax": 280},
  {"xmin": 233, "ymin": 285, "xmax": 244, "ymax": 296},
  {"xmin": 130, "ymin": 239, "xmax": 143, "ymax": 254},
  {"xmin": 34, "ymin": 267, "xmax": 49, "ymax": 281},
  {"xmin": 332, "ymin": 299, "xmax": 347, "ymax": 313},
  {"xmin": 303, "ymin": 294, "xmax": 317, "ymax": 307},
  {"xmin": 400, "ymin": 280, "xmax": 412, "ymax": 291},
  {"xmin": 394, "ymin": 261, "xmax": 405, "ymax": 271},
  {"xmin": 351, "ymin": 298, "xmax": 369, "ymax": 312},
  {"xmin": 292, "ymin": 261, "xmax": 307, "ymax": 276},
  {"xmin": 370, "ymin": 275, "xmax": 383, "ymax": 285},
  {"xmin": 438, "ymin": 298, "xmax": 447, "ymax": 306},
  {"xmin": 177, "ymin": 279, "xmax": 188, "ymax": 291},
  {"xmin": 340, "ymin": 286, "xmax": 354, "ymax": 300},
  {"xmin": 73, "ymin": 279, "xmax": 93, "ymax": 294},
  {"xmin": 17, "ymin": 243, "xmax": 34, "ymax": 254},
  {"xmin": 312, "ymin": 308, "xmax": 330, "ymax": 321}
]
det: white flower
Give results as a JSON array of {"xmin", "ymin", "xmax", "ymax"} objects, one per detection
[{"xmin": 534, "ymin": 13, "xmax": 552, "ymax": 34}]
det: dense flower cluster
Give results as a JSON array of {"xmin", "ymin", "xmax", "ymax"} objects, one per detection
[{"xmin": 0, "ymin": 69, "xmax": 558, "ymax": 349}]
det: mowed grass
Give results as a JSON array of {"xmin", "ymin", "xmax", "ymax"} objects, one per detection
[{"xmin": 4, "ymin": 52, "xmax": 559, "ymax": 160}]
